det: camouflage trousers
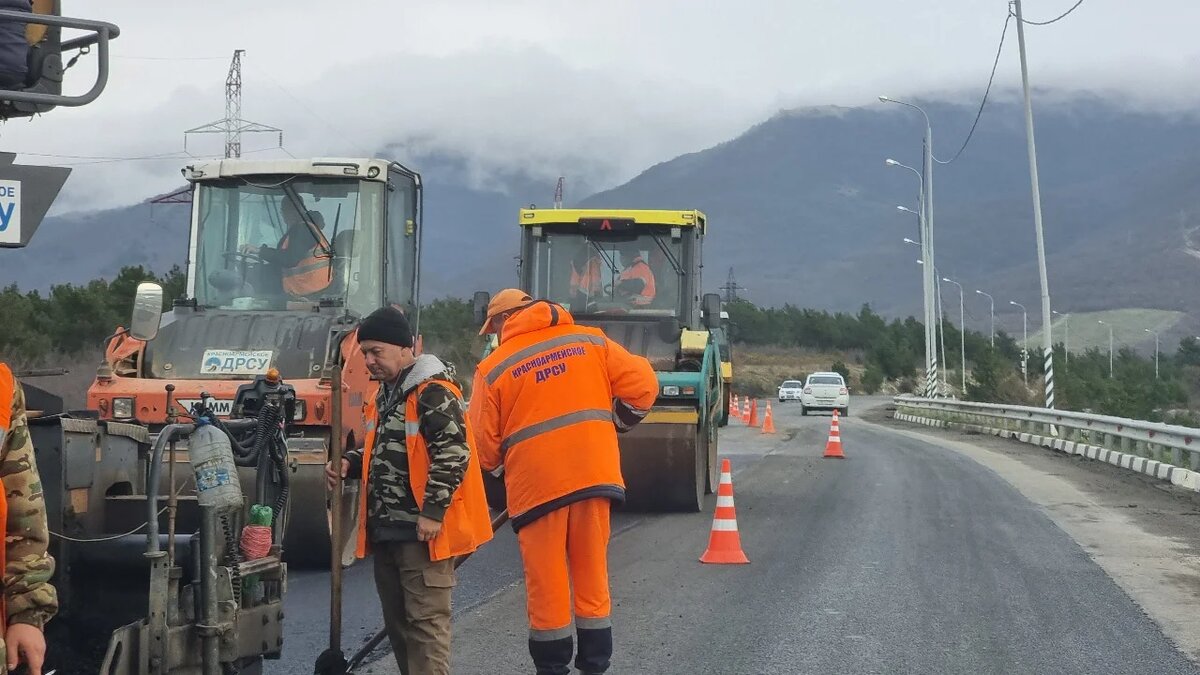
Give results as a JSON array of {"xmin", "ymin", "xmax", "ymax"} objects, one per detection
[{"xmin": 372, "ymin": 541, "xmax": 456, "ymax": 675}]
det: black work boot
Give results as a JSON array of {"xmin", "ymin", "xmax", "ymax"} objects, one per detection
[
  {"xmin": 529, "ymin": 635, "xmax": 573, "ymax": 675},
  {"xmin": 575, "ymin": 625, "xmax": 612, "ymax": 674}
]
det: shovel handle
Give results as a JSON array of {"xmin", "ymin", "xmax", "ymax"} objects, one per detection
[{"xmin": 329, "ymin": 364, "xmax": 345, "ymax": 653}]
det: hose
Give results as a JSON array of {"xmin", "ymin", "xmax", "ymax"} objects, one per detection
[{"xmin": 145, "ymin": 422, "xmax": 196, "ymax": 553}]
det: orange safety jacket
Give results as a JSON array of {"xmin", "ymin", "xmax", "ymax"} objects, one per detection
[
  {"xmin": 468, "ymin": 301, "xmax": 658, "ymax": 530},
  {"xmin": 618, "ymin": 257, "xmax": 656, "ymax": 306},
  {"xmin": 570, "ymin": 257, "xmax": 603, "ymax": 297},
  {"xmin": 279, "ymin": 228, "xmax": 334, "ymax": 297},
  {"xmin": 354, "ymin": 379, "xmax": 493, "ymax": 561}
]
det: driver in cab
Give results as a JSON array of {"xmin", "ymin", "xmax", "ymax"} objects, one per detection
[
  {"xmin": 241, "ymin": 203, "xmax": 334, "ymax": 297},
  {"xmin": 616, "ymin": 243, "xmax": 656, "ymax": 307}
]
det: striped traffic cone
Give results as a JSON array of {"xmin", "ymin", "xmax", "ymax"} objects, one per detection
[
  {"xmin": 700, "ymin": 458, "xmax": 750, "ymax": 564},
  {"xmin": 730, "ymin": 393, "xmax": 739, "ymax": 417},
  {"xmin": 747, "ymin": 399, "xmax": 759, "ymax": 427},
  {"xmin": 824, "ymin": 409, "xmax": 845, "ymax": 458},
  {"xmin": 761, "ymin": 402, "xmax": 776, "ymax": 434},
  {"xmin": 741, "ymin": 397, "xmax": 751, "ymax": 423}
]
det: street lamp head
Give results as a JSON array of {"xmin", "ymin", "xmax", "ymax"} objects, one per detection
[
  {"xmin": 878, "ymin": 95, "xmax": 890, "ymax": 103},
  {"xmin": 1009, "ymin": 301, "xmax": 1019, "ymax": 307},
  {"xmin": 885, "ymin": 158, "xmax": 899, "ymax": 166},
  {"xmin": 975, "ymin": 289, "xmax": 985, "ymax": 295},
  {"xmin": 941, "ymin": 277, "xmax": 951, "ymax": 283}
]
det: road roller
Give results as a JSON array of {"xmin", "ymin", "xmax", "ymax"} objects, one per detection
[{"xmin": 475, "ymin": 208, "xmax": 725, "ymax": 511}]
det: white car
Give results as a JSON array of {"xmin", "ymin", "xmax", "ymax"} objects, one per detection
[
  {"xmin": 800, "ymin": 372, "xmax": 850, "ymax": 416},
  {"xmin": 778, "ymin": 380, "xmax": 804, "ymax": 402}
]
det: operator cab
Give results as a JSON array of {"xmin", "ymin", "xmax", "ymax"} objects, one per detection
[
  {"xmin": 184, "ymin": 158, "xmax": 419, "ymax": 316},
  {"xmin": 520, "ymin": 209, "xmax": 704, "ymax": 325}
]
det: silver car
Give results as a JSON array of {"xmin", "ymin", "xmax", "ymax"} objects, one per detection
[{"xmin": 778, "ymin": 379, "xmax": 804, "ymax": 402}]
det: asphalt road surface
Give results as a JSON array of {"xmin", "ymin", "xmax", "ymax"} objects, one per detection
[{"xmin": 273, "ymin": 396, "xmax": 1199, "ymax": 675}]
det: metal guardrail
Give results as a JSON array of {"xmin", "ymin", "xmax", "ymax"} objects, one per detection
[{"xmin": 892, "ymin": 395, "xmax": 1200, "ymax": 472}]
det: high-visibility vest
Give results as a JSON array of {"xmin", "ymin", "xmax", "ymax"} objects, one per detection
[
  {"xmin": 354, "ymin": 379, "xmax": 493, "ymax": 561},
  {"xmin": 618, "ymin": 257, "xmax": 656, "ymax": 306},
  {"xmin": 279, "ymin": 229, "xmax": 334, "ymax": 297},
  {"xmin": 570, "ymin": 257, "xmax": 603, "ymax": 296}
]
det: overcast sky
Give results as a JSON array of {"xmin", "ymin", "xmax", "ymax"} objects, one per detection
[{"xmin": 4, "ymin": 0, "xmax": 1199, "ymax": 213}]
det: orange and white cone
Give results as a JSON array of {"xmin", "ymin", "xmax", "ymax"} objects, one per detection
[
  {"xmin": 741, "ymin": 397, "xmax": 751, "ymax": 423},
  {"xmin": 761, "ymin": 402, "xmax": 776, "ymax": 434},
  {"xmin": 730, "ymin": 393, "xmax": 739, "ymax": 416},
  {"xmin": 700, "ymin": 458, "xmax": 750, "ymax": 564},
  {"xmin": 747, "ymin": 398, "xmax": 759, "ymax": 427},
  {"xmin": 823, "ymin": 409, "xmax": 845, "ymax": 458}
]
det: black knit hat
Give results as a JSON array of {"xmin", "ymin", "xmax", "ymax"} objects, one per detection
[{"xmin": 357, "ymin": 306, "xmax": 414, "ymax": 348}]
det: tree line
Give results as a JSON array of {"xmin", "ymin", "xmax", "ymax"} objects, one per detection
[
  {"xmin": 724, "ymin": 299, "xmax": 1198, "ymax": 422},
  {"xmin": 0, "ymin": 266, "xmax": 1194, "ymax": 424}
]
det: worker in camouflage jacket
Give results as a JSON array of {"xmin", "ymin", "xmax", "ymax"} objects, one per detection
[
  {"xmin": 0, "ymin": 364, "xmax": 57, "ymax": 675},
  {"xmin": 328, "ymin": 307, "xmax": 490, "ymax": 675}
]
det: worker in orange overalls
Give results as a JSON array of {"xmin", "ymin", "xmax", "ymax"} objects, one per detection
[
  {"xmin": 469, "ymin": 289, "xmax": 657, "ymax": 675},
  {"xmin": 615, "ymin": 244, "xmax": 655, "ymax": 307}
]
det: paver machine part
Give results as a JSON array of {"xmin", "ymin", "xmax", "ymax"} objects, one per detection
[{"xmin": 477, "ymin": 209, "xmax": 724, "ymax": 512}]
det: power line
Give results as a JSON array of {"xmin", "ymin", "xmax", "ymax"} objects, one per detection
[
  {"xmin": 113, "ymin": 55, "xmax": 228, "ymax": 62},
  {"xmin": 1017, "ymin": 0, "xmax": 1085, "ymax": 25},
  {"xmin": 935, "ymin": 11, "xmax": 1011, "ymax": 165}
]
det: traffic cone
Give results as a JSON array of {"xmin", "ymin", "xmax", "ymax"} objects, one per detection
[
  {"xmin": 747, "ymin": 398, "xmax": 759, "ymax": 427},
  {"xmin": 700, "ymin": 458, "xmax": 750, "ymax": 564},
  {"xmin": 730, "ymin": 393, "xmax": 739, "ymax": 416},
  {"xmin": 741, "ymin": 398, "xmax": 750, "ymax": 423},
  {"xmin": 823, "ymin": 410, "xmax": 845, "ymax": 458},
  {"xmin": 761, "ymin": 402, "xmax": 776, "ymax": 434}
]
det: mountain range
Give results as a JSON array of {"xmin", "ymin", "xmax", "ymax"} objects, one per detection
[{"xmin": 9, "ymin": 94, "xmax": 1200, "ymax": 351}]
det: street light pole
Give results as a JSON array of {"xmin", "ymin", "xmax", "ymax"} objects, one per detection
[
  {"xmin": 887, "ymin": 157, "xmax": 936, "ymax": 397},
  {"xmin": 943, "ymin": 277, "xmax": 967, "ymax": 395},
  {"xmin": 1144, "ymin": 328, "xmax": 1159, "ymax": 379},
  {"xmin": 976, "ymin": 290, "xmax": 994, "ymax": 348},
  {"xmin": 883, "ymin": 95, "xmax": 938, "ymax": 398},
  {"xmin": 1010, "ymin": 301, "xmax": 1028, "ymax": 386},
  {"xmin": 1053, "ymin": 310, "xmax": 1070, "ymax": 367},
  {"xmin": 1098, "ymin": 320, "xmax": 1114, "ymax": 378},
  {"xmin": 1012, "ymin": 0, "xmax": 1056, "ymax": 410}
]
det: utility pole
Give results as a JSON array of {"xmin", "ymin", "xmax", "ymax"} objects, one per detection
[
  {"xmin": 554, "ymin": 176, "xmax": 564, "ymax": 209},
  {"xmin": 1053, "ymin": 310, "xmax": 1069, "ymax": 367},
  {"xmin": 1145, "ymin": 328, "xmax": 1159, "ymax": 379},
  {"xmin": 1099, "ymin": 320, "xmax": 1114, "ymax": 378},
  {"xmin": 1013, "ymin": 0, "xmax": 1055, "ymax": 410},
  {"xmin": 943, "ymin": 277, "xmax": 967, "ymax": 395},
  {"xmin": 185, "ymin": 49, "xmax": 282, "ymax": 158},
  {"xmin": 1011, "ymin": 301, "xmax": 1028, "ymax": 386}
]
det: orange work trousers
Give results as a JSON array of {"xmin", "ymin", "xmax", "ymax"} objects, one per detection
[{"xmin": 517, "ymin": 497, "xmax": 612, "ymax": 637}]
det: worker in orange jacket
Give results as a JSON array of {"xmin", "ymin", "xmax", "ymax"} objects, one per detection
[
  {"xmin": 468, "ymin": 289, "xmax": 658, "ymax": 675},
  {"xmin": 616, "ymin": 244, "xmax": 655, "ymax": 307}
]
